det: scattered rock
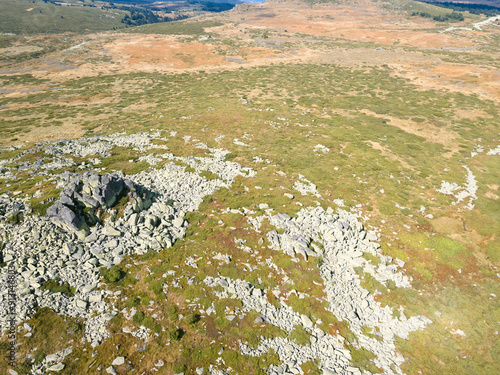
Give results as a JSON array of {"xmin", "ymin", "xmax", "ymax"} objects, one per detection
[
  {"xmin": 112, "ymin": 356, "xmax": 125, "ymax": 366},
  {"xmin": 47, "ymin": 363, "xmax": 65, "ymax": 372},
  {"xmin": 102, "ymin": 226, "xmax": 121, "ymax": 237},
  {"xmin": 300, "ymin": 314, "xmax": 314, "ymax": 329}
]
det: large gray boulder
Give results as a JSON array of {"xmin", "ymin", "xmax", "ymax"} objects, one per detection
[
  {"xmin": 46, "ymin": 201, "xmax": 89, "ymax": 238},
  {"xmin": 47, "ymin": 172, "xmax": 138, "ymax": 238}
]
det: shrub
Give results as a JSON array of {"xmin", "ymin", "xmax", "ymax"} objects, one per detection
[
  {"xmin": 153, "ymin": 324, "xmax": 162, "ymax": 334},
  {"xmin": 101, "ymin": 265, "xmax": 124, "ymax": 283},
  {"xmin": 289, "ymin": 325, "xmax": 310, "ymax": 346},
  {"xmin": 167, "ymin": 305, "xmax": 179, "ymax": 320},
  {"xmin": 16, "ymin": 360, "xmax": 32, "ymax": 375},
  {"xmin": 192, "ymin": 346, "xmax": 203, "ymax": 361},
  {"xmin": 222, "ymin": 349, "xmax": 238, "ymax": 363},
  {"xmin": 133, "ymin": 311, "xmax": 145, "ymax": 325},
  {"xmin": 181, "ymin": 348, "xmax": 191, "ymax": 358},
  {"xmin": 143, "ymin": 316, "xmax": 154, "ymax": 329},
  {"xmin": 139, "ymin": 249, "xmax": 157, "ymax": 261},
  {"xmin": 126, "ymin": 296, "xmax": 141, "ymax": 308},
  {"xmin": 169, "ymin": 327, "xmax": 184, "ymax": 341},
  {"xmin": 184, "ymin": 313, "xmax": 201, "ymax": 325},
  {"xmin": 202, "ymin": 346, "xmax": 217, "ymax": 362},
  {"xmin": 6, "ymin": 213, "xmax": 23, "ymax": 225},
  {"xmin": 40, "ymin": 278, "xmax": 75, "ymax": 297},
  {"xmin": 350, "ymin": 347, "xmax": 380, "ymax": 373},
  {"xmin": 148, "ymin": 280, "xmax": 166, "ymax": 298},
  {"xmin": 173, "ymin": 364, "xmax": 187, "ymax": 373},
  {"xmin": 313, "ymin": 255, "xmax": 324, "ymax": 267},
  {"xmin": 66, "ymin": 321, "xmax": 82, "ymax": 335},
  {"xmin": 33, "ymin": 349, "xmax": 46, "ymax": 365}
]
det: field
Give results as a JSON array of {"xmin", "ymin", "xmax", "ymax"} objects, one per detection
[{"xmin": 0, "ymin": 0, "xmax": 499, "ymax": 374}]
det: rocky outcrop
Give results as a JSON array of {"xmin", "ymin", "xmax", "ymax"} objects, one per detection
[
  {"xmin": 0, "ymin": 131, "xmax": 255, "ymax": 360},
  {"xmin": 46, "ymin": 172, "xmax": 146, "ymax": 239}
]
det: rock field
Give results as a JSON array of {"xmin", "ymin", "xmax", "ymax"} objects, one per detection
[
  {"xmin": 0, "ymin": 131, "xmax": 431, "ymax": 374},
  {"xmin": 204, "ymin": 206, "xmax": 431, "ymax": 375}
]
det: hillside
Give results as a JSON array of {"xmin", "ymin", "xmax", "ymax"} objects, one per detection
[
  {"xmin": 0, "ymin": 0, "xmax": 130, "ymax": 34},
  {"xmin": 0, "ymin": 0, "xmax": 238, "ymax": 35},
  {"xmin": 0, "ymin": 0, "xmax": 499, "ymax": 374}
]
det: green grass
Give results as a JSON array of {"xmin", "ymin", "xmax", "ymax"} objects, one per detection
[
  {"xmin": 40, "ymin": 278, "xmax": 76, "ymax": 297},
  {"xmin": 288, "ymin": 325, "xmax": 311, "ymax": 346},
  {"xmin": 0, "ymin": 307, "xmax": 84, "ymax": 375}
]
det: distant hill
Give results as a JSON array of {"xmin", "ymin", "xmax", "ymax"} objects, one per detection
[
  {"xmin": 113, "ymin": 0, "xmax": 266, "ymax": 5},
  {"xmin": 0, "ymin": 0, "xmax": 258, "ymax": 35},
  {"xmin": 0, "ymin": 0, "xmax": 130, "ymax": 34}
]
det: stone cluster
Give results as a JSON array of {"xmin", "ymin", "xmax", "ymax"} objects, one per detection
[
  {"xmin": 29, "ymin": 346, "xmax": 73, "ymax": 374},
  {"xmin": 204, "ymin": 275, "xmax": 350, "ymax": 374},
  {"xmin": 203, "ymin": 206, "xmax": 432, "ymax": 375},
  {"xmin": 0, "ymin": 131, "xmax": 255, "ymax": 374},
  {"xmin": 46, "ymin": 172, "xmax": 137, "ymax": 239}
]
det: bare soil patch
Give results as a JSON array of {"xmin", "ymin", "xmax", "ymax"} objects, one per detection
[
  {"xmin": 360, "ymin": 109, "xmax": 461, "ymax": 156},
  {"xmin": 391, "ymin": 62, "xmax": 500, "ymax": 101},
  {"xmin": 4, "ymin": 122, "xmax": 85, "ymax": 146}
]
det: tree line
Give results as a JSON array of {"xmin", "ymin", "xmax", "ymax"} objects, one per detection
[
  {"xmin": 419, "ymin": 1, "xmax": 500, "ymax": 17},
  {"xmin": 411, "ymin": 10, "xmax": 465, "ymax": 22}
]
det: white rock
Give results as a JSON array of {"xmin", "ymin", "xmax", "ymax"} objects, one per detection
[
  {"xmin": 173, "ymin": 217, "xmax": 184, "ymax": 228},
  {"xmin": 112, "ymin": 356, "xmax": 125, "ymax": 366},
  {"xmin": 81, "ymin": 284, "xmax": 95, "ymax": 294},
  {"xmin": 89, "ymin": 294, "xmax": 102, "ymax": 303},
  {"xmin": 103, "ymin": 226, "xmax": 121, "ymax": 236},
  {"xmin": 252, "ymin": 288, "xmax": 263, "ymax": 297},
  {"xmin": 76, "ymin": 299, "xmax": 87, "ymax": 309},
  {"xmin": 62, "ymin": 243, "xmax": 73, "ymax": 255},
  {"xmin": 128, "ymin": 213, "xmax": 139, "ymax": 226},
  {"xmin": 48, "ymin": 363, "xmax": 65, "ymax": 372},
  {"xmin": 46, "ymin": 354, "xmax": 59, "ymax": 363},
  {"xmin": 300, "ymin": 314, "xmax": 314, "ymax": 329}
]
